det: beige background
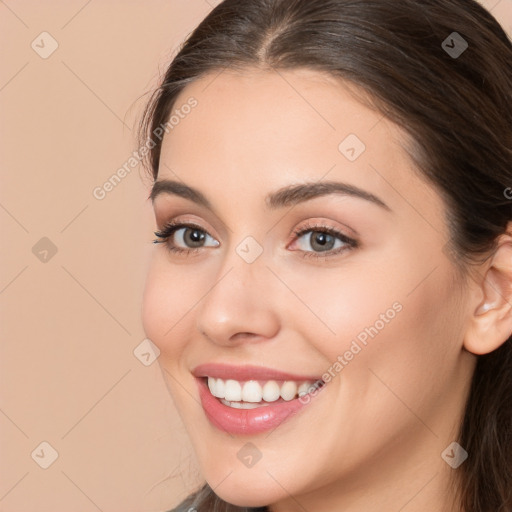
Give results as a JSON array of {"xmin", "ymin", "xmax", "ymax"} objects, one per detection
[{"xmin": 1, "ymin": 1, "xmax": 511, "ymax": 511}]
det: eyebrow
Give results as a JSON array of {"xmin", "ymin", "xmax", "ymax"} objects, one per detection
[{"xmin": 149, "ymin": 179, "xmax": 391, "ymax": 211}]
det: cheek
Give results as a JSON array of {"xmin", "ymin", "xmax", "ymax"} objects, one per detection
[
  {"xmin": 272, "ymin": 256, "xmax": 404, "ymax": 365},
  {"xmin": 280, "ymin": 252, "xmax": 460, "ymax": 413},
  {"xmin": 141, "ymin": 256, "xmax": 200, "ymax": 360},
  {"xmin": 271, "ymin": 262, "xmax": 459, "ymax": 475},
  {"xmin": 276, "ymin": 242, "xmax": 455, "ymax": 359}
]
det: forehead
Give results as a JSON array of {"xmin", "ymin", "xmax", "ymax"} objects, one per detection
[
  {"xmin": 157, "ymin": 67, "xmax": 444, "ymax": 226},
  {"xmin": 162, "ymin": 67, "xmax": 389, "ymax": 165}
]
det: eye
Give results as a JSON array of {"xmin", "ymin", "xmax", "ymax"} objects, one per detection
[
  {"xmin": 153, "ymin": 221, "xmax": 219, "ymax": 255},
  {"xmin": 289, "ymin": 222, "xmax": 358, "ymax": 259},
  {"xmin": 153, "ymin": 220, "xmax": 358, "ymax": 259}
]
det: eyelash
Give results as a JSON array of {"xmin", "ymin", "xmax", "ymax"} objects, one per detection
[{"xmin": 152, "ymin": 220, "xmax": 358, "ymax": 260}]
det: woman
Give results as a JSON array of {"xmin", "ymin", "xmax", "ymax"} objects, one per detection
[{"xmin": 139, "ymin": 0, "xmax": 512, "ymax": 510}]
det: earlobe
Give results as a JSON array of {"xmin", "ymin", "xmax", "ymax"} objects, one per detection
[{"xmin": 464, "ymin": 232, "xmax": 512, "ymax": 355}]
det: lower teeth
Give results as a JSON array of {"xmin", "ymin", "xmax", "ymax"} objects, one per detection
[{"xmin": 220, "ymin": 398, "xmax": 272, "ymax": 409}]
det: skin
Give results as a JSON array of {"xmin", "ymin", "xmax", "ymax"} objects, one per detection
[{"xmin": 141, "ymin": 67, "xmax": 512, "ymax": 512}]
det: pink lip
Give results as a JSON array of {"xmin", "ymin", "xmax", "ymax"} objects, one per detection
[
  {"xmin": 192, "ymin": 363, "xmax": 325, "ymax": 435},
  {"xmin": 192, "ymin": 362, "xmax": 322, "ymax": 382}
]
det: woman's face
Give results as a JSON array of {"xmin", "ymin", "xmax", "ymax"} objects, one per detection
[{"xmin": 142, "ymin": 68, "xmax": 475, "ymax": 509}]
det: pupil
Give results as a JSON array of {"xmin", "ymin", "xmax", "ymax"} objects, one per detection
[
  {"xmin": 186, "ymin": 229, "xmax": 205, "ymax": 247},
  {"xmin": 312, "ymin": 232, "xmax": 334, "ymax": 251}
]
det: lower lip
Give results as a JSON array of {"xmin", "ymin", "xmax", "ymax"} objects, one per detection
[{"xmin": 196, "ymin": 377, "xmax": 323, "ymax": 435}]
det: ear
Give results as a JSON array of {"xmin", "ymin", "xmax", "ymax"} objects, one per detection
[{"xmin": 464, "ymin": 230, "xmax": 512, "ymax": 355}]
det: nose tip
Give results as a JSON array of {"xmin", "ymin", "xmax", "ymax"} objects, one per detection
[{"xmin": 195, "ymin": 264, "xmax": 280, "ymax": 347}]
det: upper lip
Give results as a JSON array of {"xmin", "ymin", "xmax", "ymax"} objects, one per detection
[{"xmin": 191, "ymin": 363, "xmax": 323, "ymax": 382}]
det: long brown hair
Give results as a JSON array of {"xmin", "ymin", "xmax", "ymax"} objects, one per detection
[{"xmin": 138, "ymin": 1, "xmax": 512, "ymax": 510}]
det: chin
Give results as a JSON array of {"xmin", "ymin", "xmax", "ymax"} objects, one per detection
[
  {"xmin": 195, "ymin": 456, "xmax": 283, "ymax": 506},
  {"xmin": 210, "ymin": 481, "xmax": 276, "ymax": 508}
]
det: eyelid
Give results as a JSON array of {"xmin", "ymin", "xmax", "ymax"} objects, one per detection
[
  {"xmin": 155, "ymin": 213, "xmax": 219, "ymax": 238},
  {"xmin": 154, "ymin": 203, "xmax": 230, "ymax": 239}
]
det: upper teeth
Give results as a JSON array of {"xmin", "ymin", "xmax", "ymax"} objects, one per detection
[{"xmin": 207, "ymin": 377, "xmax": 319, "ymax": 403}]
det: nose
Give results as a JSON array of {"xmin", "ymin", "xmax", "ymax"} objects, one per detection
[{"xmin": 195, "ymin": 252, "xmax": 281, "ymax": 347}]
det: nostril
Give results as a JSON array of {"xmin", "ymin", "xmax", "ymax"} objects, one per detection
[{"xmin": 230, "ymin": 332, "xmax": 259, "ymax": 342}]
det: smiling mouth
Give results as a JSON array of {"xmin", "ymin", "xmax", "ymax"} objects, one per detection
[
  {"xmin": 205, "ymin": 376, "xmax": 324, "ymax": 409},
  {"xmin": 192, "ymin": 363, "xmax": 326, "ymax": 434},
  {"xmin": 195, "ymin": 376, "xmax": 326, "ymax": 435}
]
